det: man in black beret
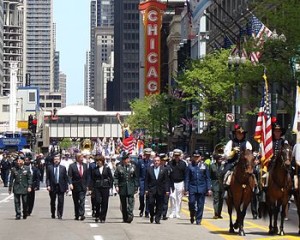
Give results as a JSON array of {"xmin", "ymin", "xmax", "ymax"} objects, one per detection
[{"xmin": 114, "ymin": 151, "xmax": 138, "ymax": 223}]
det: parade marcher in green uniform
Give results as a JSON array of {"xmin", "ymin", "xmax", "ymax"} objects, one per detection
[
  {"xmin": 8, "ymin": 156, "xmax": 32, "ymax": 220},
  {"xmin": 210, "ymin": 144, "xmax": 225, "ymax": 219},
  {"xmin": 114, "ymin": 151, "xmax": 139, "ymax": 223}
]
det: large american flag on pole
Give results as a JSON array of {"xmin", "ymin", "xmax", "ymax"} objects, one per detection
[
  {"xmin": 249, "ymin": 15, "xmax": 273, "ymax": 64},
  {"xmin": 254, "ymin": 71, "xmax": 273, "ymax": 168}
]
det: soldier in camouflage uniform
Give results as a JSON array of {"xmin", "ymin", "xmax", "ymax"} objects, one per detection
[
  {"xmin": 114, "ymin": 151, "xmax": 139, "ymax": 223},
  {"xmin": 8, "ymin": 156, "xmax": 32, "ymax": 220}
]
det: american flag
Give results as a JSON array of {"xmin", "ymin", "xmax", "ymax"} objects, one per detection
[
  {"xmin": 122, "ymin": 135, "xmax": 136, "ymax": 154},
  {"xmin": 249, "ymin": 15, "xmax": 273, "ymax": 63},
  {"xmin": 254, "ymin": 71, "xmax": 273, "ymax": 168}
]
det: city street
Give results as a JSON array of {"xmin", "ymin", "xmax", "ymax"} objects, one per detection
[{"xmin": 0, "ymin": 185, "xmax": 300, "ymax": 240}]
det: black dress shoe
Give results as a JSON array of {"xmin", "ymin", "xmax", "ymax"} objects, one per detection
[
  {"xmin": 23, "ymin": 215, "xmax": 27, "ymax": 219},
  {"xmin": 190, "ymin": 216, "xmax": 195, "ymax": 224},
  {"xmin": 162, "ymin": 216, "xmax": 168, "ymax": 220},
  {"xmin": 51, "ymin": 214, "xmax": 55, "ymax": 219},
  {"xmin": 145, "ymin": 213, "xmax": 149, "ymax": 218},
  {"xmin": 139, "ymin": 211, "xmax": 143, "ymax": 217},
  {"xmin": 155, "ymin": 219, "xmax": 160, "ymax": 224},
  {"xmin": 95, "ymin": 218, "xmax": 99, "ymax": 222},
  {"xmin": 150, "ymin": 216, "xmax": 154, "ymax": 223},
  {"xmin": 80, "ymin": 215, "xmax": 85, "ymax": 221},
  {"xmin": 126, "ymin": 216, "xmax": 133, "ymax": 223},
  {"xmin": 74, "ymin": 216, "xmax": 79, "ymax": 220},
  {"xmin": 16, "ymin": 215, "xmax": 21, "ymax": 220}
]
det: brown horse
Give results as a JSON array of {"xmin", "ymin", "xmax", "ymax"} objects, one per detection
[
  {"xmin": 263, "ymin": 143, "xmax": 292, "ymax": 235},
  {"xmin": 226, "ymin": 149, "xmax": 255, "ymax": 236}
]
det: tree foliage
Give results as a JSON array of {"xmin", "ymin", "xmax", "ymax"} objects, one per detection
[
  {"xmin": 127, "ymin": 94, "xmax": 184, "ymax": 141},
  {"xmin": 176, "ymin": 49, "xmax": 262, "ymax": 131}
]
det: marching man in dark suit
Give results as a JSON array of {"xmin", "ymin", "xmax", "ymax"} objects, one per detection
[
  {"xmin": 114, "ymin": 151, "xmax": 138, "ymax": 223},
  {"xmin": 46, "ymin": 154, "xmax": 69, "ymax": 219},
  {"xmin": 8, "ymin": 156, "xmax": 32, "ymax": 220},
  {"xmin": 145, "ymin": 156, "xmax": 169, "ymax": 224},
  {"xmin": 68, "ymin": 152, "xmax": 89, "ymax": 221},
  {"xmin": 24, "ymin": 156, "xmax": 40, "ymax": 216}
]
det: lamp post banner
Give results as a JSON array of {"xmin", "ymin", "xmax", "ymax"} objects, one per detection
[{"xmin": 139, "ymin": 0, "xmax": 166, "ymax": 96}]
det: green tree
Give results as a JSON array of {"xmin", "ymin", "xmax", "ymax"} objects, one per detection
[
  {"xmin": 176, "ymin": 49, "xmax": 262, "ymax": 135},
  {"xmin": 59, "ymin": 138, "xmax": 72, "ymax": 150},
  {"xmin": 127, "ymin": 94, "xmax": 184, "ymax": 142}
]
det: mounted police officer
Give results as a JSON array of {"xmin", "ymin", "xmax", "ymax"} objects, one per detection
[
  {"xmin": 223, "ymin": 125, "xmax": 253, "ymax": 191},
  {"xmin": 261, "ymin": 123, "xmax": 289, "ymax": 188},
  {"xmin": 114, "ymin": 151, "xmax": 138, "ymax": 223},
  {"xmin": 8, "ymin": 156, "xmax": 32, "ymax": 220}
]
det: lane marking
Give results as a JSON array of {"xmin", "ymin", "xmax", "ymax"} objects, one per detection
[
  {"xmin": 90, "ymin": 223, "xmax": 98, "ymax": 228},
  {"xmin": 86, "ymin": 212, "xmax": 92, "ymax": 216},
  {"xmin": 94, "ymin": 235, "xmax": 104, "ymax": 240},
  {"xmin": 0, "ymin": 194, "xmax": 13, "ymax": 203},
  {"xmin": 182, "ymin": 201, "xmax": 297, "ymax": 239}
]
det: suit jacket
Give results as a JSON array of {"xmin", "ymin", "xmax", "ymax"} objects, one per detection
[
  {"xmin": 30, "ymin": 165, "xmax": 41, "ymax": 190},
  {"xmin": 46, "ymin": 164, "xmax": 69, "ymax": 193},
  {"xmin": 90, "ymin": 165, "xmax": 113, "ymax": 189},
  {"xmin": 145, "ymin": 166, "xmax": 169, "ymax": 195},
  {"xmin": 9, "ymin": 166, "xmax": 32, "ymax": 194},
  {"xmin": 68, "ymin": 162, "xmax": 89, "ymax": 193}
]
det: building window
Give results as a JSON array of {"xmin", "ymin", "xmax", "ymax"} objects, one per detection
[
  {"xmin": 2, "ymin": 105, "xmax": 9, "ymax": 112},
  {"xmin": 28, "ymin": 92, "xmax": 36, "ymax": 102}
]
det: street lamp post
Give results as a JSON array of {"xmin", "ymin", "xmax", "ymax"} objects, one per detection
[{"xmin": 228, "ymin": 54, "xmax": 246, "ymax": 124}]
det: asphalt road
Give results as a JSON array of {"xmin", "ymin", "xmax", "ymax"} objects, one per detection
[{"xmin": 0, "ymin": 185, "xmax": 300, "ymax": 240}]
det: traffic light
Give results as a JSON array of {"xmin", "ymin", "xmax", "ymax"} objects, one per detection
[{"xmin": 28, "ymin": 114, "xmax": 33, "ymax": 130}]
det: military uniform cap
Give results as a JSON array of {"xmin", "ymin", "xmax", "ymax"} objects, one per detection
[
  {"xmin": 159, "ymin": 153, "xmax": 169, "ymax": 161},
  {"xmin": 173, "ymin": 149, "xmax": 182, "ymax": 156},
  {"xmin": 120, "ymin": 151, "xmax": 130, "ymax": 160},
  {"xmin": 192, "ymin": 150, "xmax": 201, "ymax": 157},
  {"xmin": 143, "ymin": 148, "xmax": 152, "ymax": 154}
]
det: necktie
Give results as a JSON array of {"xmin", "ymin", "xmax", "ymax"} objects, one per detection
[
  {"xmin": 54, "ymin": 167, "xmax": 58, "ymax": 184},
  {"xmin": 79, "ymin": 164, "xmax": 83, "ymax": 177}
]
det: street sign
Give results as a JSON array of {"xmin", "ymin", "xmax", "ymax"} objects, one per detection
[{"xmin": 226, "ymin": 113, "xmax": 235, "ymax": 123}]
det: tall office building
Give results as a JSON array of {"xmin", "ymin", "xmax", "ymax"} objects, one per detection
[
  {"xmin": 89, "ymin": 0, "xmax": 97, "ymax": 108},
  {"xmin": 111, "ymin": 0, "xmax": 140, "ymax": 110},
  {"xmin": 0, "ymin": 1, "xmax": 3, "ymax": 95},
  {"xmin": 84, "ymin": 51, "xmax": 90, "ymax": 106},
  {"xmin": 53, "ymin": 51, "xmax": 59, "ymax": 91},
  {"xmin": 23, "ymin": 0, "xmax": 54, "ymax": 107},
  {"xmin": 59, "ymin": 72, "xmax": 66, "ymax": 108},
  {"xmin": 89, "ymin": 0, "xmax": 114, "ymax": 109},
  {"xmin": 3, "ymin": 0, "xmax": 22, "ymax": 96},
  {"xmin": 98, "ymin": 0, "xmax": 114, "ymax": 26},
  {"xmin": 94, "ymin": 26, "xmax": 114, "ymax": 111}
]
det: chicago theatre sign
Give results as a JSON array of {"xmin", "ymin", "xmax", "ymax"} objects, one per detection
[{"xmin": 139, "ymin": 0, "xmax": 166, "ymax": 95}]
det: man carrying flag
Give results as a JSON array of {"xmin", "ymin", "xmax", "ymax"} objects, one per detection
[{"xmin": 254, "ymin": 71, "xmax": 290, "ymax": 200}]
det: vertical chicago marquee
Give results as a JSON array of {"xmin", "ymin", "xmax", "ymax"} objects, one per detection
[{"xmin": 139, "ymin": 0, "xmax": 166, "ymax": 95}]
